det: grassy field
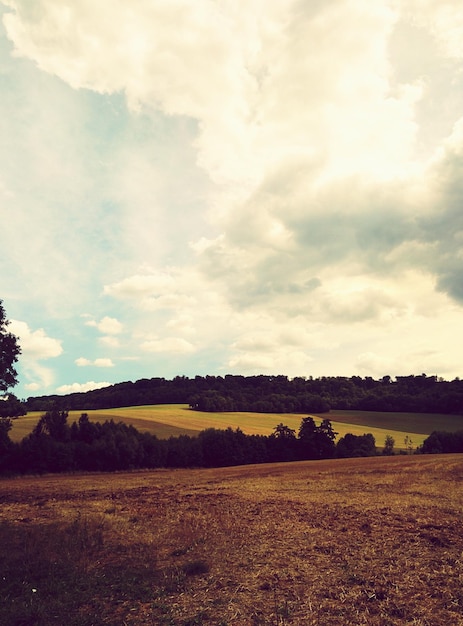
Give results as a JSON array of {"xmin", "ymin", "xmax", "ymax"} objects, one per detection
[
  {"xmin": 1, "ymin": 454, "xmax": 462, "ymax": 625},
  {"xmin": 10, "ymin": 404, "xmax": 463, "ymax": 450}
]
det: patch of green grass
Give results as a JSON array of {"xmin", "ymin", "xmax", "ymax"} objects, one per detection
[{"xmin": 325, "ymin": 409, "xmax": 463, "ymax": 435}]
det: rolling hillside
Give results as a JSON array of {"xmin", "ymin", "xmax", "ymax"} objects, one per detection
[{"xmin": 10, "ymin": 404, "xmax": 463, "ymax": 449}]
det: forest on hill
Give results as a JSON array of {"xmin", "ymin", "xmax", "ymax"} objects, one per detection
[{"xmin": 23, "ymin": 373, "xmax": 463, "ymax": 415}]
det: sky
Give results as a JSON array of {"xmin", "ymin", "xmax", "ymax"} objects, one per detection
[{"xmin": 1, "ymin": 0, "xmax": 463, "ymax": 399}]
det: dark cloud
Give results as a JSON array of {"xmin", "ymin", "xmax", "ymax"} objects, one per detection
[{"xmin": 417, "ymin": 141, "xmax": 463, "ymax": 301}]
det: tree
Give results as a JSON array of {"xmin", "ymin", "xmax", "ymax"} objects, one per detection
[
  {"xmin": 382, "ymin": 434, "xmax": 395, "ymax": 456},
  {"xmin": 0, "ymin": 394, "xmax": 26, "ymax": 418},
  {"xmin": 317, "ymin": 418, "xmax": 338, "ymax": 458},
  {"xmin": 0, "ymin": 417, "xmax": 15, "ymax": 473},
  {"xmin": 336, "ymin": 433, "xmax": 376, "ymax": 458},
  {"xmin": 272, "ymin": 423, "xmax": 296, "ymax": 440},
  {"xmin": 404, "ymin": 435, "xmax": 414, "ymax": 454},
  {"xmin": 0, "ymin": 300, "xmax": 21, "ymax": 393},
  {"xmin": 298, "ymin": 417, "xmax": 337, "ymax": 460},
  {"xmin": 0, "ymin": 417, "xmax": 13, "ymax": 453},
  {"xmin": 33, "ymin": 409, "xmax": 70, "ymax": 442},
  {"xmin": 298, "ymin": 416, "xmax": 319, "ymax": 459},
  {"xmin": 420, "ymin": 430, "xmax": 463, "ymax": 454},
  {"xmin": 269, "ymin": 423, "xmax": 298, "ymax": 462}
]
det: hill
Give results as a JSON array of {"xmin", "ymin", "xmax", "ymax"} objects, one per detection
[
  {"xmin": 1, "ymin": 454, "xmax": 462, "ymax": 625},
  {"xmin": 24, "ymin": 373, "xmax": 463, "ymax": 415},
  {"xmin": 11, "ymin": 404, "xmax": 463, "ymax": 450}
]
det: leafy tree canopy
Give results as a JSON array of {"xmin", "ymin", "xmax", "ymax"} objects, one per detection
[
  {"xmin": 0, "ymin": 300, "xmax": 21, "ymax": 394},
  {"xmin": 0, "ymin": 394, "xmax": 26, "ymax": 418}
]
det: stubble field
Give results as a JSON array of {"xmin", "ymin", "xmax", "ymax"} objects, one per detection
[{"xmin": 1, "ymin": 454, "xmax": 463, "ymax": 625}]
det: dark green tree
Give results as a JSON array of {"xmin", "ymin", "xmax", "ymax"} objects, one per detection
[
  {"xmin": 33, "ymin": 409, "xmax": 70, "ymax": 442},
  {"xmin": 0, "ymin": 417, "xmax": 15, "ymax": 473},
  {"xmin": 382, "ymin": 434, "xmax": 395, "ymax": 456},
  {"xmin": 298, "ymin": 416, "xmax": 318, "ymax": 459},
  {"xmin": 0, "ymin": 394, "xmax": 26, "ymax": 418},
  {"xmin": 317, "ymin": 418, "xmax": 338, "ymax": 458},
  {"xmin": 420, "ymin": 430, "xmax": 463, "ymax": 454},
  {"xmin": 269, "ymin": 423, "xmax": 298, "ymax": 461},
  {"xmin": 0, "ymin": 302, "xmax": 21, "ymax": 472},
  {"xmin": 0, "ymin": 300, "xmax": 21, "ymax": 393},
  {"xmin": 336, "ymin": 433, "xmax": 376, "ymax": 458},
  {"xmin": 298, "ymin": 416, "xmax": 336, "ymax": 460},
  {"xmin": 272, "ymin": 423, "xmax": 296, "ymax": 440},
  {"xmin": 70, "ymin": 412, "xmax": 100, "ymax": 444},
  {"xmin": 0, "ymin": 417, "xmax": 13, "ymax": 453}
]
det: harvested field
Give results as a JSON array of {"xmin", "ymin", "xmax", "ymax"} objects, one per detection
[{"xmin": 1, "ymin": 454, "xmax": 463, "ymax": 625}]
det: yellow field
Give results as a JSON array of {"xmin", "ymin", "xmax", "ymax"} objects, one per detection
[{"xmin": 9, "ymin": 403, "xmax": 450, "ymax": 449}]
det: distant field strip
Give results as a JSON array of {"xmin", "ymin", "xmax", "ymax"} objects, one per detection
[
  {"xmin": 11, "ymin": 403, "xmax": 463, "ymax": 448},
  {"xmin": 327, "ymin": 409, "xmax": 463, "ymax": 434}
]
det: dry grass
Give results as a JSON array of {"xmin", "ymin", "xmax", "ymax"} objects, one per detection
[{"xmin": 1, "ymin": 454, "xmax": 463, "ymax": 625}]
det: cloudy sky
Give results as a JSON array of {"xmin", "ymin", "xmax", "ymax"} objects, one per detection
[{"xmin": 1, "ymin": 0, "xmax": 463, "ymax": 399}]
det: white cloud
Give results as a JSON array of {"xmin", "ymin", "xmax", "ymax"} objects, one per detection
[
  {"xmin": 93, "ymin": 358, "xmax": 114, "ymax": 368},
  {"xmin": 166, "ymin": 315, "xmax": 196, "ymax": 336},
  {"xmin": 0, "ymin": 0, "xmax": 415, "ymax": 189},
  {"xmin": 9, "ymin": 320, "xmax": 62, "ymax": 359},
  {"xmin": 228, "ymin": 332, "xmax": 315, "ymax": 375},
  {"xmin": 141, "ymin": 337, "xmax": 195, "ymax": 354},
  {"xmin": 86, "ymin": 316, "xmax": 123, "ymax": 335},
  {"xmin": 26, "ymin": 364, "xmax": 56, "ymax": 390},
  {"xmin": 56, "ymin": 381, "xmax": 112, "ymax": 394},
  {"xmin": 7, "ymin": 320, "xmax": 63, "ymax": 392},
  {"xmin": 103, "ymin": 269, "xmax": 206, "ymax": 317},
  {"xmin": 75, "ymin": 357, "xmax": 114, "ymax": 368},
  {"xmin": 75, "ymin": 357, "xmax": 90, "ymax": 367},
  {"xmin": 25, "ymin": 382, "xmax": 40, "ymax": 392},
  {"xmin": 228, "ymin": 353, "xmax": 275, "ymax": 372},
  {"xmin": 104, "ymin": 271, "xmax": 175, "ymax": 298},
  {"xmin": 3, "ymin": 0, "xmax": 463, "ymax": 395},
  {"xmin": 99, "ymin": 336, "xmax": 120, "ymax": 348},
  {"xmin": 404, "ymin": 0, "xmax": 463, "ymax": 59},
  {"xmin": 355, "ymin": 352, "xmax": 395, "ymax": 377},
  {"xmin": 355, "ymin": 346, "xmax": 457, "ymax": 381}
]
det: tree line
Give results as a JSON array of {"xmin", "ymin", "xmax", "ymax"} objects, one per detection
[
  {"xmin": 1, "ymin": 408, "xmax": 460, "ymax": 475},
  {"xmin": 23, "ymin": 373, "xmax": 463, "ymax": 416},
  {"xmin": 0, "ymin": 410, "xmax": 385, "ymax": 475}
]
